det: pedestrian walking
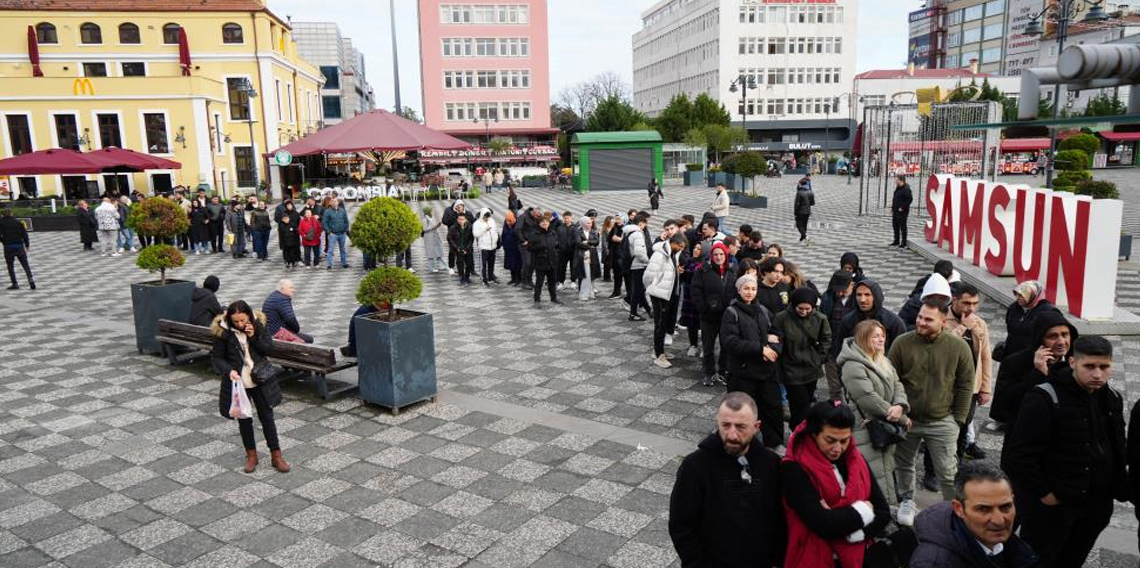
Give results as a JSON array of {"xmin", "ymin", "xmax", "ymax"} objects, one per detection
[
  {"xmin": 891, "ymin": 175, "xmax": 913, "ymax": 247},
  {"xmin": 277, "ymin": 201, "xmax": 301, "ymax": 269},
  {"xmin": 648, "ymin": 177, "xmax": 663, "ymax": 213},
  {"xmin": 794, "ymin": 179, "xmax": 815, "ymax": 242},
  {"xmin": 711, "ymin": 183, "xmax": 730, "ymax": 232},
  {"xmin": 210, "ymin": 300, "xmax": 289, "ymax": 474},
  {"xmin": 0, "ymin": 208, "xmax": 34, "ymax": 290}
]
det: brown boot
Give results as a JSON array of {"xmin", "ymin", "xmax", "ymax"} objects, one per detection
[
  {"xmin": 243, "ymin": 449, "xmax": 258, "ymax": 473},
  {"xmin": 270, "ymin": 449, "xmax": 290, "ymax": 473}
]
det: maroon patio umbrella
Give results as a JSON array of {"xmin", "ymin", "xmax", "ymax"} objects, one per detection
[
  {"xmin": 27, "ymin": 25, "xmax": 43, "ymax": 78},
  {"xmin": 270, "ymin": 109, "xmax": 471, "ymax": 156},
  {"xmin": 85, "ymin": 147, "xmax": 182, "ymax": 171},
  {"xmin": 0, "ymin": 148, "xmax": 100, "ymax": 175},
  {"xmin": 178, "ymin": 27, "xmax": 191, "ymax": 77}
]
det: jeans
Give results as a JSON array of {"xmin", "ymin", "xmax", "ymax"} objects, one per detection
[
  {"xmin": 480, "ymin": 250, "xmax": 496, "ymax": 283},
  {"xmin": 237, "ymin": 384, "xmax": 280, "ymax": 451},
  {"xmin": 716, "ymin": 216, "xmax": 728, "ymax": 233},
  {"xmin": 395, "ymin": 247, "xmax": 412, "ymax": 269},
  {"xmin": 252, "ymin": 229, "xmax": 269, "ymax": 259},
  {"xmin": 326, "ymin": 232, "xmax": 347, "ymax": 267},
  {"xmin": 117, "ymin": 227, "xmax": 134, "ymax": 250},
  {"xmin": 895, "ymin": 415, "xmax": 960, "ymax": 501},
  {"xmin": 4, "ymin": 245, "xmax": 33, "ymax": 286},
  {"xmin": 194, "ymin": 240, "xmax": 210, "ymax": 254},
  {"xmin": 304, "ymin": 245, "xmax": 320, "ymax": 266}
]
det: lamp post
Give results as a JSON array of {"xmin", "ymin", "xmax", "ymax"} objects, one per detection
[
  {"xmin": 1022, "ymin": 0, "xmax": 1108, "ymax": 188},
  {"xmin": 238, "ymin": 78, "xmax": 259, "ymax": 199},
  {"xmin": 729, "ymin": 74, "xmax": 758, "ymax": 150}
]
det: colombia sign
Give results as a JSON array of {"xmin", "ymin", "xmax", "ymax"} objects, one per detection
[{"xmin": 923, "ymin": 174, "xmax": 1123, "ymax": 320}]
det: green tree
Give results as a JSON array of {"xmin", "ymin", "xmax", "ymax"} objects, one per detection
[
  {"xmin": 1084, "ymin": 93, "xmax": 1126, "ymax": 117},
  {"xmin": 691, "ymin": 93, "xmax": 731, "ymax": 128},
  {"xmin": 728, "ymin": 151, "xmax": 767, "ymax": 197},
  {"xmin": 350, "ymin": 197, "xmax": 423, "ymax": 319},
  {"xmin": 682, "ymin": 127, "xmax": 707, "ymax": 148},
  {"xmin": 655, "ymin": 94, "xmax": 694, "ymax": 142},
  {"xmin": 630, "ymin": 121, "xmax": 656, "ymax": 131},
  {"xmin": 703, "ymin": 124, "xmax": 748, "ymax": 163},
  {"xmin": 550, "ymin": 103, "xmax": 580, "ymax": 129},
  {"xmin": 585, "ymin": 95, "xmax": 645, "ymax": 132},
  {"xmin": 396, "ymin": 106, "xmax": 421, "ymax": 123}
]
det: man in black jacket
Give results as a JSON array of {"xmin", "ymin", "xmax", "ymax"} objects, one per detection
[
  {"xmin": 527, "ymin": 215, "xmax": 561, "ymax": 306},
  {"xmin": 516, "ymin": 207, "xmax": 540, "ymax": 289},
  {"xmin": 669, "ymin": 392, "xmax": 784, "ymax": 568},
  {"xmin": 0, "ymin": 208, "xmax": 33, "ymax": 290},
  {"xmin": 891, "ymin": 175, "xmax": 913, "ymax": 247},
  {"xmin": 1002, "ymin": 335, "xmax": 1128, "ymax": 568},
  {"xmin": 206, "ymin": 195, "xmax": 226, "ymax": 253},
  {"xmin": 990, "ymin": 309, "xmax": 1077, "ymax": 426},
  {"xmin": 190, "ymin": 275, "xmax": 222, "ymax": 326},
  {"xmin": 555, "ymin": 211, "xmax": 576, "ymax": 289}
]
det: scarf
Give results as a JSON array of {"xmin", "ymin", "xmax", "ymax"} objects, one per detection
[{"xmin": 782, "ymin": 422, "xmax": 872, "ymax": 568}]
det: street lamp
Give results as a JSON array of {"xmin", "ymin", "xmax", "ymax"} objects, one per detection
[
  {"xmin": 237, "ymin": 78, "xmax": 259, "ymax": 198},
  {"xmin": 472, "ymin": 114, "xmax": 499, "ymax": 144},
  {"xmin": 729, "ymin": 74, "xmax": 758, "ymax": 150},
  {"xmin": 1022, "ymin": 0, "xmax": 1108, "ymax": 188}
]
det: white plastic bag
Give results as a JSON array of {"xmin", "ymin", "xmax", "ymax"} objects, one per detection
[{"xmin": 229, "ymin": 382, "xmax": 253, "ymax": 419}]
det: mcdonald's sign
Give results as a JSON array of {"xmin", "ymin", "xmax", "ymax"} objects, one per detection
[{"xmin": 73, "ymin": 78, "xmax": 95, "ymax": 96}]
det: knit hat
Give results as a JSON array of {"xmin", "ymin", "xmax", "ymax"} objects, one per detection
[
  {"xmin": 736, "ymin": 273, "xmax": 757, "ymax": 293},
  {"xmin": 827, "ymin": 270, "xmax": 853, "ymax": 293},
  {"xmin": 789, "ymin": 287, "xmax": 819, "ymax": 309},
  {"xmin": 920, "ymin": 273, "xmax": 951, "ymax": 300},
  {"xmin": 203, "ymin": 275, "xmax": 220, "ymax": 293}
]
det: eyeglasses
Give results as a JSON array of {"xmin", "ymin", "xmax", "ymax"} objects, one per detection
[{"xmin": 737, "ymin": 455, "xmax": 752, "ymax": 484}]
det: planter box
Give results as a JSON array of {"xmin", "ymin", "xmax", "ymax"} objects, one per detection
[
  {"xmin": 131, "ymin": 280, "xmax": 194, "ymax": 355},
  {"xmin": 827, "ymin": 162, "xmax": 839, "ymax": 175},
  {"xmin": 736, "ymin": 195, "xmax": 769, "ymax": 209},
  {"xmin": 522, "ymin": 178, "xmax": 549, "ymax": 188},
  {"xmin": 683, "ymin": 170, "xmax": 705, "ymax": 186},
  {"xmin": 728, "ymin": 192, "xmax": 742, "ymax": 205},
  {"xmin": 15, "ymin": 215, "xmax": 79, "ymax": 232},
  {"xmin": 355, "ymin": 309, "xmax": 438, "ymax": 413},
  {"xmin": 1121, "ymin": 234, "xmax": 1133, "ymax": 261},
  {"xmin": 707, "ymin": 172, "xmax": 727, "ymax": 187}
]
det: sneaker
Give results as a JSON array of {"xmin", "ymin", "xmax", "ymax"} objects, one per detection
[
  {"xmin": 432, "ymin": 268, "xmax": 440, "ymax": 273},
  {"xmin": 964, "ymin": 443, "xmax": 987, "ymax": 460},
  {"xmin": 686, "ymin": 346, "xmax": 700, "ymax": 357},
  {"xmin": 897, "ymin": 499, "xmax": 918, "ymax": 527},
  {"xmin": 664, "ymin": 334, "xmax": 673, "ymax": 346},
  {"xmin": 556, "ymin": 283, "xmax": 565, "ymax": 291},
  {"xmin": 551, "ymin": 299, "xmax": 563, "ymax": 305},
  {"xmin": 702, "ymin": 376, "xmax": 714, "ymax": 387},
  {"xmin": 118, "ymin": 247, "xmax": 124, "ymax": 253},
  {"xmin": 628, "ymin": 314, "xmax": 645, "ymax": 322},
  {"xmin": 130, "ymin": 247, "xmax": 138, "ymax": 252},
  {"xmin": 408, "ymin": 268, "xmax": 416, "ymax": 274},
  {"xmin": 111, "ymin": 252, "xmax": 121, "ymax": 257},
  {"xmin": 29, "ymin": 282, "xmax": 35, "ymax": 290},
  {"xmin": 448, "ymin": 268, "xmax": 456, "ymax": 276},
  {"xmin": 676, "ymin": 323, "xmax": 687, "ymax": 331},
  {"xmin": 6, "ymin": 285, "xmax": 17, "ymax": 290},
  {"xmin": 653, "ymin": 354, "xmax": 672, "ymax": 368}
]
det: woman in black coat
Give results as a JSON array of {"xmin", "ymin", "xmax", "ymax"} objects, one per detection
[
  {"xmin": 691, "ymin": 241, "xmax": 738, "ymax": 386},
  {"xmin": 210, "ymin": 300, "xmax": 289, "ymax": 474},
  {"xmin": 276, "ymin": 201, "xmax": 301, "ymax": 268},
  {"xmin": 76, "ymin": 200, "xmax": 99, "ymax": 250},
  {"xmin": 720, "ymin": 273, "xmax": 785, "ymax": 450}
]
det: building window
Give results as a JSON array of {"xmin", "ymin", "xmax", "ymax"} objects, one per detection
[
  {"xmin": 947, "ymin": 32, "xmax": 961, "ymax": 48},
  {"xmin": 476, "ymin": 38, "xmax": 496, "ymax": 56},
  {"xmin": 36, "ymin": 22, "xmax": 57, "ymax": 44},
  {"xmin": 322, "ymin": 96, "xmax": 342, "ymax": 119},
  {"xmin": 960, "ymin": 52, "xmax": 979, "ymax": 67},
  {"xmin": 287, "ymin": 84, "xmax": 294, "ymax": 123},
  {"xmin": 227, "ymin": 78, "xmax": 252, "ymax": 120},
  {"xmin": 82, "ymin": 62, "xmax": 108, "ymax": 77},
  {"xmin": 945, "ymin": 54, "xmax": 960, "ymax": 68},
  {"xmin": 17, "ymin": 178, "xmax": 38, "ymax": 198},
  {"xmin": 97, "ymin": 113, "xmax": 121, "ymax": 148},
  {"xmin": 962, "ymin": 27, "xmax": 981, "ymax": 44},
  {"xmin": 121, "ymin": 62, "xmax": 145, "ymax": 77},
  {"xmin": 6, "ymin": 115, "xmax": 33, "ymax": 155},
  {"xmin": 983, "ymin": 23, "xmax": 1003, "ymax": 41},
  {"xmin": 151, "ymin": 173, "xmax": 173, "ymax": 194},
  {"xmin": 981, "ymin": 47, "xmax": 1002, "ymax": 63},
  {"xmin": 163, "ymin": 24, "xmax": 181, "ymax": 44},
  {"xmin": 275, "ymin": 79, "xmax": 283, "ymax": 121},
  {"xmin": 320, "ymin": 66, "xmax": 340, "ymax": 89},
  {"xmin": 143, "ymin": 113, "xmax": 169, "ymax": 154},
  {"xmin": 948, "ymin": 9, "xmax": 963, "ymax": 25},
  {"xmin": 985, "ymin": 0, "xmax": 1005, "ymax": 16},
  {"xmin": 222, "ymin": 23, "xmax": 244, "ymax": 44},
  {"xmin": 80, "ymin": 23, "xmax": 102, "ymax": 44},
  {"xmin": 234, "ymin": 146, "xmax": 255, "ymax": 187},
  {"xmin": 118, "ymin": 23, "xmax": 140, "ymax": 44},
  {"xmin": 964, "ymin": 4, "xmax": 984, "ymax": 21},
  {"xmin": 54, "ymin": 115, "xmax": 79, "ymax": 151}
]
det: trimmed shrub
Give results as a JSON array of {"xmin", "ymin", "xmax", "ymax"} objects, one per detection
[
  {"xmin": 356, "ymin": 266, "xmax": 423, "ymax": 314},
  {"xmin": 1054, "ymin": 149, "xmax": 1089, "ymax": 171},
  {"xmin": 127, "ymin": 196, "xmax": 189, "ymax": 239},
  {"xmin": 136, "ymin": 244, "xmax": 185, "ymax": 285},
  {"xmin": 685, "ymin": 163, "xmax": 704, "ymax": 172},
  {"xmin": 350, "ymin": 197, "xmax": 423, "ymax": 319},
  {"xmin": 1058, "ymin": 133, "xmax": 1100, "ymax": 164},
  {"xmin": 1054, "ymin": 170, "xmax": 1092, "ymax": 190},
  {"xmin": 1075, "ymin": 179, "xmax": 1119, "ymax": 199}
]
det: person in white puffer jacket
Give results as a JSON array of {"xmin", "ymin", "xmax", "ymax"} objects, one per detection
[
  {"xmin": 472, "ymin": 207, "xmax": 500, "ymax": 286},
  {"xmin": 643, "ymin": 232, "xmax": 687, "ymax": 368}
]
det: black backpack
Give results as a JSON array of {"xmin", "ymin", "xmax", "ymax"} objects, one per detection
[{"xmin": 620, "ymin": 231, "xmax": 635, "ymax": 271}]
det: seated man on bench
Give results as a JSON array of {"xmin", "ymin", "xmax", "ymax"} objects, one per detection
[
  {"xmin": 341, "ymin": 303, "xmax": 380, "ymax": 357},
  {"xmin": 262, "ymin": 279, "xmax": 314, "ymax": 344}
]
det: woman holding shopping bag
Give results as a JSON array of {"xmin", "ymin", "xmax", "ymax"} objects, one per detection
[{"xmin": 211, "ymin": 300, "xmax": 289, "ymax": 474}]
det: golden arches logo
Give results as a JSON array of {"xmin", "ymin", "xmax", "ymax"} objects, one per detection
[{"xmin": 73, "ymin": 78, "xmax": 95, "ymax": 96}]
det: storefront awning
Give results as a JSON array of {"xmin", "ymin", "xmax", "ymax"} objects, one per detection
[
  {"xmin": 418, "ymin": 146, "xmax": 559, "ymax": 164},
  {"xmin": 1099, "ymin": 131, "xmax": 1140, "ymax": 142}
]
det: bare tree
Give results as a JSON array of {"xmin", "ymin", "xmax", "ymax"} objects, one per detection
[{"xmin": 556, "ymin": 72, "xmax": 634, "ymax": 122}]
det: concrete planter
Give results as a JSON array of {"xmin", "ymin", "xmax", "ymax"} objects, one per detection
[
  {"xmin": 1121, "ymin": 234, "xmax": 1133, "ymax": 261},
  {"xmin": 131, "ymin": 279, "xmax": 194, "ymax": 355},
  {"xmin": 736, "ymin": 195, "xmax": 769, "ymax": 209},
  {"xmin": 707, "ymin": 172, "xmax": 727, "ymax": 187},
  {"xmin": 14, "ymin": 215, "xmax": 79, "ymax": 232},
  {"xmin": 683, "ymin": 170, "xmax": 705, "ymax": 186},
  {"xmin": 355, "ymin": 309, "xmax": 438, "ymax": 413}
]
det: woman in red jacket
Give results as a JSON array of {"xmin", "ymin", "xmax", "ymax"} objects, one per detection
[
  {"xmin": 298, "ymin": 208, "xmax": 323, "ymax": 268},
  {"xmin": 781, "ymin": 401, "xmax": 891, "ymax": 568}
]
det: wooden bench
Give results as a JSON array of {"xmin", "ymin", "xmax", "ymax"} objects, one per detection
[{"xmin": 156, "ymin": 319, "xmax": 358, "ymax": 400}]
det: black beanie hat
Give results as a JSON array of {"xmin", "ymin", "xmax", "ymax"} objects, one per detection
[{"xmin": 203, "ymin": 275, "xmax": 220, "ymax": 293}]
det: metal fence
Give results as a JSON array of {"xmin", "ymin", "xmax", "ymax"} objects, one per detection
[{"xmin": 858, "ymin": 101, "xmax": 1001, "ymax": 216}]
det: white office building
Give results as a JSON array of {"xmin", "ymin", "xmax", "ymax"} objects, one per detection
[
  {"xmin": 292, "ymin": 22, "xmax": 376, "ymax": 127},
  {"xmin": 632, "ymin": 0, "xmax": 859, "ymax": 153}
]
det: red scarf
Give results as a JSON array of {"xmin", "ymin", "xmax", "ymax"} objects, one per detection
[{"xmin": 782, "ymin": 422, "xmax": 872, "ymax": 568}]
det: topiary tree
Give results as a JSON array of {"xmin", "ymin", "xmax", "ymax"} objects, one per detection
[
  {"xmin": 1058, "ymin": 133, "xmax": 1100, "ymax": 164},
  {"xmin": 731, "ymin": 151, "xmax": 768, "ymax": 197},
  {"xmin": 127, "ymin": 197, "xmax": 188, "ymax": 285},
  {"xmin": 1055, "ymin": 149, "xmax": 1089, "ymax": 171},
  {"xmin": 350, "ymin": 197, "xmax": 422, "ymax": 320}
]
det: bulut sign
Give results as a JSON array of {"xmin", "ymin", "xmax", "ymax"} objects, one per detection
[{"xmin": 923, "ymin": 174, "xmax": 1122, "ymax": 320}]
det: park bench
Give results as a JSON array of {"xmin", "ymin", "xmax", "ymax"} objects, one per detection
[{"xmin": 155, "ymin": 319, "xmax": 358, "ymax": 400}]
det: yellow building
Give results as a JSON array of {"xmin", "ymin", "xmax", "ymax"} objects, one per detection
[{"xmin": 0, "ymin": 0, "xmax": 324, "ymax": 199}]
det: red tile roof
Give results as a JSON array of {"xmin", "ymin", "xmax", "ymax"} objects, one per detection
[
  {"xmin": 0, "ymin": 0, "xmax": 269, "ymax": 12},
  {"xmin": 855, "ymin": 68, "xmax": 994, "ymax": 80}
]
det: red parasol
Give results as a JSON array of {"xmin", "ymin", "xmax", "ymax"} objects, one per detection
[
  {"xmin": 85, "ymin": 147, "xmax": 182, "ymax": 171},
  {"xmin": 27, "ymin": 25, "xmax": 43, "ymax": 78},
  {"xmin": 0, "ymin": 148, "xmax": 99, "ymax": 175},
  {"xmin": 178, "ymin": 27, "xmax": 191, "ymax": 77},
  {"xmin": 270, "ymin": 109, "xmax": 471, "ymax": 156}
]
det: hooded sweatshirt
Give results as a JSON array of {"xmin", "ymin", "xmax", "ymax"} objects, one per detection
[
  {"xmin": 774, "ymin": 288, "xmax": 831, "ymax": 385},
  {"xmin": 831, "ymin": 278, "xmax": 907, "ymax": 360},
  {"xmin": 472, "ymin": 208, "xmax": 499, "ymax": 251},
  {"xmin": 899, "ymin": 273, "xmax": 953, "ymax": 329},
  {"xmin": 839, "ymin": 252, "xmax": 865, "ymax": 283},
  {"xmin": 991, "ymin": 309, "xmax": 1078, "ymax": 424}
]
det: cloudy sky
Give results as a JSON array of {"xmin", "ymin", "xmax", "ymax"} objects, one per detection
[{"xmin": 269, "ymin": 0, "xmax": 918, "ymax": 113}]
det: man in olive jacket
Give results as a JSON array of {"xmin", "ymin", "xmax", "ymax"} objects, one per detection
[{"xmin": 888, "ymin": 300, "xmax": 975, "ymax": 522}]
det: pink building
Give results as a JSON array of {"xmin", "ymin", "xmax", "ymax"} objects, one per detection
[{"xmin": 417, "ymin": 0, "xmax": 555, "ymax": 147}]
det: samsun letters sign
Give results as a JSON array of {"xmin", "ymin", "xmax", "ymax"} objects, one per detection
[{"xmin": 923, "ymin": 174, "xmax": 1122, "ymax": 320}]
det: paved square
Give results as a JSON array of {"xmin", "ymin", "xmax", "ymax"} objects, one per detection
[{"xmin": 1, "ymin": 176, "xmax": 1138, "ymax": 567}]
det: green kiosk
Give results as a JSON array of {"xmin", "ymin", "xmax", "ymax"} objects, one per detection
[{"xmin": 571, "ymin": 131, "xmax": 664, "ymax": 193}]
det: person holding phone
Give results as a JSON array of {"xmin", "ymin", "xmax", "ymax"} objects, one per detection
[{"xmin": 210, "ymin": 300, "xmax": 289, "ymax": 474}]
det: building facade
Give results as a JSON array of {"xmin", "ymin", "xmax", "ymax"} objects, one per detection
[
  {"xmin": 852, "ymin": 67, "xmax": 1020, "ymax": 119},
  {"xmin": 292, "ymin": 22, "xmax": 375, "ymax": 125},
  {"xmin": 417, "ymin": 0, "xmax": 556, "ymax": 145},
  {"xmin": 632, "ymin": 0, "xmax": 859, "ymax": 153},
  {"xmin": 0, "ymin": 0, "xmax": 324, "ymax": 199}
]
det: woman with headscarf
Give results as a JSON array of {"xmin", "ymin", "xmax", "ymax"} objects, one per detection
[
  {"xmin": 720, "ymin": 272, "xmax": 785, "ymax": 451},
  {"xmin": 421, "ymin": 205, "xmax": 445, "ymax": 273},
  {"xmin": 276, "ymin": 200, "xmax": 301, "ymax": 269},
  {"xmin": 1001, "ymin": 280, "xmax": 1058, "ymax": 359},
  {"xmin": 501, "ymin": 211, "xmax": 522, "ymax": 285},
  {"xmin": 571, "ymin": 216, "xmax": 600, "ymax": 301}
]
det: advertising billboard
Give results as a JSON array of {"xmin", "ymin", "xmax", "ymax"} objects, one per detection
[
  {"xmin": 908, "ymin": 8, "xmax": 938, "ymax": 69},
  {"xmin": 1005, "ymin": 0, "xmax": 1046, "ymax": 76}
]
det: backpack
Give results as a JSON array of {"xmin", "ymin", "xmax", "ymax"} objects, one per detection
[{"xmin": 620, "ymin": 231, "xmax": 635, "ymax": 271}]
